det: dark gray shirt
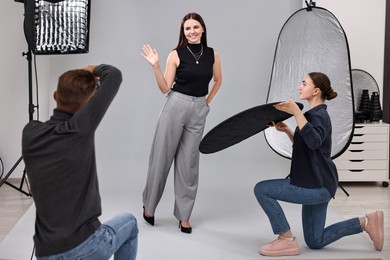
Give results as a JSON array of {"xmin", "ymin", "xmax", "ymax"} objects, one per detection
[{"xmin": 22, "ymin": 64, "xmax": 122, "ymax": 256}]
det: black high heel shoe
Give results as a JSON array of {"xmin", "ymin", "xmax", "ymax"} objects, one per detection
[
  {"xmin": 143, "ymin": 207, "xmax": 154, "ymax": 226},
  {"xmin": 179, "ymin": 221, "xmax": 192, "ymax": 234}
]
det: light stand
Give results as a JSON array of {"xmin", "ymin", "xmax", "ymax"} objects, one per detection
[
  {"xmin": 0, "ymin": 49, "xmax": 34, "ymax": 196},
  {"xmin": 0, "ymin": 0, "xmax": 91, "ymax": 196}
]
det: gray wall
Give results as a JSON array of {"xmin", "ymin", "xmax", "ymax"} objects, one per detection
[
  {"xmin": 0, "ymin": 0, "xmax": 301, "ymax": 182},
  {"xmin": 315, "ymin": 0, "xmax": 386, "ymax": 94}
]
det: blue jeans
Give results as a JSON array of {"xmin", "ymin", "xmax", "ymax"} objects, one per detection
[
  {"xmin": 254, "ymin": 178, "xmax": 362, "ymax": 249},
  {"xmin": 37, "ymin": 212, "xmax": 138, "ymax": 260}
]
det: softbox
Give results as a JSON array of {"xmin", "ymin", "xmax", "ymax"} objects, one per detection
[
  {"xmin": 264, "ymin": 5, "xmax": 354, "ymax": 160},
  {"xmin": 23, "ymin": 0, "xmax": 91, "ymax": 55}
]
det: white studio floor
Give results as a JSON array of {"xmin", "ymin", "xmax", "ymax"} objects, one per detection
[{"xmin": 0, "ymin": 143, "xmax": 387, "ymax": 260}]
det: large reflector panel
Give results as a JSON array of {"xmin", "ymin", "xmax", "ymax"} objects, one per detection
[{"xmin": 264, "ymin": 6, "xmax": 354, "ymax": 159}]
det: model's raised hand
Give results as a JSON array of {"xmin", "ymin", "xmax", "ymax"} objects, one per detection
[{"xmin": 141, "ymin": 44, "xmax": 159, "ymax": 67}]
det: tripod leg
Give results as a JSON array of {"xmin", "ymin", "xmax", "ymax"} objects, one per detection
[
  {"xmin": 338, "ymin": 183, "xmax": 349, "ymax": 196},
  {"xmin": 20, "ymin": 167, "xmax": 28, "ymax": 190},
  {"xmin": 0, "ymin": 156, "xmax": 32, "ymax": 196},
  {"xmin": 4, "ymin": 181, "xmax": 31, "ymax": 197},
  {"xmin": 0, "ymin": 157, "xmax": 23, "ymax": 187},
  {"xmin": 0, "ymin": 49, "xmax": 35, "ymax": 197}
]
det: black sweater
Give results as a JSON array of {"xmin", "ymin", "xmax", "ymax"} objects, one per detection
[
  {"xmin": 290, "ymin": 104, "xmax": 339, "ymax": 197},
  {"xmin": 22, "ymin": 64, "xmax": 122, "ymax": 256}
]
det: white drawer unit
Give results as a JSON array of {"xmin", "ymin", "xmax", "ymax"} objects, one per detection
[{"xmin": 334, "ymin": 123, "xmax": 389, "ymax": 187}]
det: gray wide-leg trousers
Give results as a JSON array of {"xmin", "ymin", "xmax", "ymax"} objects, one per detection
[{"xmin": 143, "ymin": 91, "xmax": 210, "ymax": 221}]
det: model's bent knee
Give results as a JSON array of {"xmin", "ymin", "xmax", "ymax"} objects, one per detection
[
  {"xmin": 253, "ymin": 181, "xmax": 267, "ymax": 196},
  {"xmin": 254, "ymin": 182, "xmax": 261, "ymax": 193},
  {"xmin": 305, "ymin": 239, "xmax": 324, "ymax": 250}
]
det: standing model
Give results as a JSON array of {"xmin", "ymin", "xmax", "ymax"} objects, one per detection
[{"xmin": 141, "ymin": 12, "xmax": 222, "ymax": 233}]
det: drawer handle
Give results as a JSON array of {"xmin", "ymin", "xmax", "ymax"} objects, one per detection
[
  {"xmin": 353, "ymin": 134, "xmax": 364, "ymax": 137},
  {"xmin": 349, "ymin": 170, "xmax": 364, "ymax": 172},
  {"xmin": 349, "ymin": 160, "xmax": 363, "ymax": 162},
  {"xmin": 350, "ymin": 150, "xmax": 364, "ymax": 152},
  {"xmin": 351, "ymin": 142, "xmax": 364, "ymax": 145}
]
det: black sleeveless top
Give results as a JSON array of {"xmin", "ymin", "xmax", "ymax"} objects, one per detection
[{"xmin": 172, "ymin": 43, "xmax": 214, "ymax": 97}]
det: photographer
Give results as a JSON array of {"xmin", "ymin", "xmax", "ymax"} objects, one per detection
[{"xmin": 22, "ymin": 64, "xmax": 138, "ymax": 259}]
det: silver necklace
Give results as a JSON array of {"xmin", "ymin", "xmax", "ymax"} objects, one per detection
[{"xmin": 186, "ymin": 44, "xmax": 203, "ymax": 64}]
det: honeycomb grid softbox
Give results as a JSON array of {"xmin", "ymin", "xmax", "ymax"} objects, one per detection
[
  {"xmin": 24, "ymin": 0, "xmax": 91, "ymax": 55},
  {"xmin": 0, "ymin": 0, "xmax": 91, "ymax": 195}
]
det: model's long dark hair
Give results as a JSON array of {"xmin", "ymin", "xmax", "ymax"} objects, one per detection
[{"xmin": 176, "ymin": 12, "xmax": 207, "ymax": 49}]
